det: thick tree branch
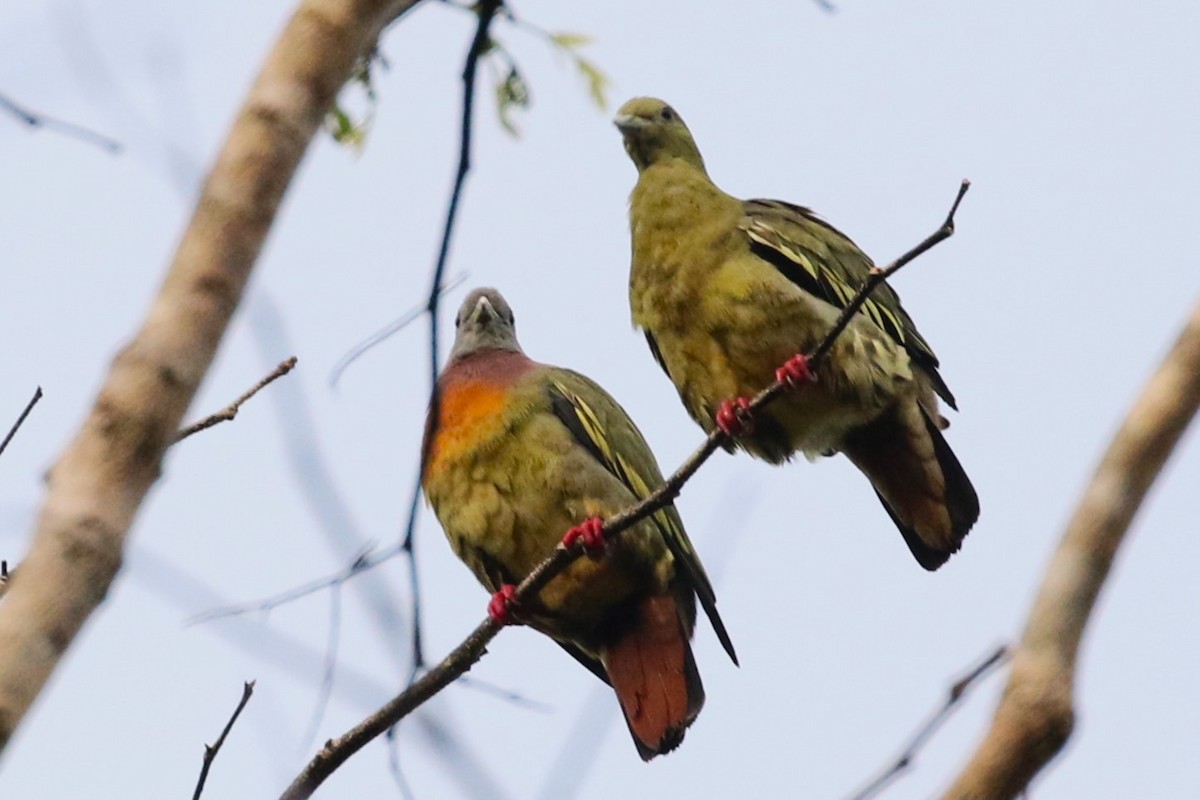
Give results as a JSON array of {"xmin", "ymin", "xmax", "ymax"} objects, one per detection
[
  {"xmin": 942, "ymin": 295, "xmax": 1200, "ymax": 799},
  {"xmin": 280, "ymin": 182, "xmax": 970, "ymax": 799},
  {"xmin": 0, "ymin": 0, "xmax": 418, "ymax": 754}
]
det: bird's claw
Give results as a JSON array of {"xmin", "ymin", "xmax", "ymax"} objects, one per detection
[
  {"xmin": 562, "ymin": 517, "xmax": 606, "ymax": 557},
  {"xmin": 488, "ymin": 584, "xmax": 519, "ymax": 626},
  {"xmin": 775, "ymin": 354, "xmax": 816, "ymax": 388},
  {"xmin": 715, "ymin": 397, "xmax": 755, "ymax": 437}
]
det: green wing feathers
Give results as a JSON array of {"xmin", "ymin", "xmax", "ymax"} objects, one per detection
[
  {"xmin": 741, "ymin": 198, "xmax": 956, "ymax": 409},
  {"xmin": 546, "ymin": 373, "xmax": 738, "ymax": 665}
]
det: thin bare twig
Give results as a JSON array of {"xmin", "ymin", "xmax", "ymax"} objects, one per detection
[
  {"xmin": 192, "ymin": 681, "xmax": 255, "ymax": 800},
  {"xmin": 398, "ymin": 0, "xmax": 505, "ymax": 683},
  {"xmin": 0, "ymin": 91, "xmax": 122, "ymax": 153},
  {"xmin": 301, "ymin": 584, "xmax": 342, "ymax": 750},
  {"xmin": 386, "ymin": 727, "xmax": 418, "ymax": 800},
  {"xmin": 187, "ymin": 542, "xmax": 393, "ymax": 625},
  {"xmin": 0, "ymin": 386, "xmax": 39, "ymax": 595},
  {"xmin": 175, "ymin": 357, "xmax": 298, "ymax": 443},
  {"xmin": 328, "ymin": 272, "xmax": 468, "ymax": 388},
  {"xmin": 279, "ymin": 181, "xmax": 969, "ymax": 800},
  {"xmin": 810, "ymin": 179, "xmax": 969, "ymax": 367},
  {"xmin": 850, "ymin": 644, "xmax": 1009, "ymax": 800},
  {"xmin": 943, "ymin": 296, "xmax": 1200, "ymax": 799},
  {"xmin": 0, "ymin": 387, "xmax": 43, "ymax": 459}
]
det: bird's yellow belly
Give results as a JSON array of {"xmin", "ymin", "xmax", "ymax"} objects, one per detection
[
  {"xmin": 642, "ymin": 261, "xmax": 908, "ymax": 460},
  {"xmin": 426, "ymin": 428, "xmax": 653, "ymax": 637}
]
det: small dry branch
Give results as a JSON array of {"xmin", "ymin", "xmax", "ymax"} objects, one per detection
[
  {"xmin": 851, "ymin": 644, "xmax": 1009, "ymax": 800},
  {"xmin": 175, "ymin": 357, "xmax": 298, "ymax": 443},
  {"xmin": 0, "ymin": 386, "xmax": 43, "ymax": 459},
  {"xmin": 192, "ymin": 681, "xmax": 256, "ymax": 800}
]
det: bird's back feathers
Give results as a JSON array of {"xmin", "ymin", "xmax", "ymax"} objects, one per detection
[
  {"xmin": 547, "ymin": 371, "xmax": 737, "ymax": 665},
  {"xmin": 741, "ymin": 198, "xmax": 956, "ymax": 410}
]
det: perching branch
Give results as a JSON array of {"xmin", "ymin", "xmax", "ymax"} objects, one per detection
[
  {"xmin": 0, "ymin": 91, "xmax": 122, "ymax": 153},
  {"xmin": 192, "ymin": 681, "xmax": 255, "ymax": 800},
  {"xmin": 0, "ymin": 387, "xmax": 43, "ymax": 459},
  {"xmin": 279, "ymin": 181, "xmax": 970, "ymax": 800},
  {"xmin": 175, "ymin": 357, "xmax": 298, "ymax": 442},
  {"xmin": 942, "ymin": 295, "xmax": 1200, "ymax": 799},
  {"xmin": 811, "ymin": 179, "xmax": 968, "ymax": 367},
  {"xmin": 850, "ymin": 644, "xmax": 1009, "ymax": 800},
  {"xmin": 0, "ymin": 0, "xmax": 421, "ymax": 755}
]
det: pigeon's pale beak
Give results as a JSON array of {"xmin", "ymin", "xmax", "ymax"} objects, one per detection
[
  {"xmin": 613, "ymin": 113, "xmax": 645, "ymax": 133},
  {"xmin": 472, "ymin": 295, "xmax": 499, "ymax": 324}
]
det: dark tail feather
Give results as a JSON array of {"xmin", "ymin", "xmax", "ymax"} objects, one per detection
[
  {"xmin": 925, "ymin": 411, "xmax": 980, "ymax": 543},
  {"xmin": 843, "ymin": 405, "xmax": 979, "ymax": 571},
  {"xmin": 601, "ymin": 594, "xmax": 704, "ymax": 761}
]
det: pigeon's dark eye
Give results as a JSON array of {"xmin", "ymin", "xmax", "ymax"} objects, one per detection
[
  {"xmin": 455, "ymin": 314, "xmax": 462, "ymax": 328},
  {"xmin": 660, "ymin": 106, "xmax": 675, "ymax": 121}
]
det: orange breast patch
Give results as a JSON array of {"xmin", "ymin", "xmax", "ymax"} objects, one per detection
[{"xmin": 427, "ymin": 379, "xmax": 510, "ymax": 478}]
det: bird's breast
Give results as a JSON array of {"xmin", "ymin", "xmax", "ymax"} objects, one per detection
[
  {"xmin": 426, "ymin": 378, "xmax": 514, "ymax": 482},
  {"xmin": 629, "ymin": 181, "xmax": 740, "ymax": 323}
]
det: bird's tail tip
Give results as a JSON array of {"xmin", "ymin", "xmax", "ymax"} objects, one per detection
[{"xmin": 603, "ymin": 593, "xmax": 705, "ymax": 760}]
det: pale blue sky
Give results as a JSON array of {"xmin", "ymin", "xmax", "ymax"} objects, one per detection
[{"xmin": 2, "ymin": 1, "xmax": 1198, "ymax": 798}]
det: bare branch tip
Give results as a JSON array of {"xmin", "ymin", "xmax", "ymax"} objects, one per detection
[
  {"xmin": 0, "ymin": 385, "xmax": 46, "ymax": 458},
  {"xmin": 175, "ymin": 356, "xmax": 300, "ymax": 443},
  {"xmin": 192, "ymin": 680, "xmax": 256, "ymax": 800},
  {"xmin": 947, "ymin": 179, "xmax": 971, "ymax": 223}
]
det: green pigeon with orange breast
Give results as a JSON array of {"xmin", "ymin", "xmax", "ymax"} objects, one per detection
[
  {"xmin": 422, "ymin": 287, "xmax": 736, "ymax": 760},
  {"xmin": 613, "ymin": 96, "xmax": 979, "ymax": 570}
]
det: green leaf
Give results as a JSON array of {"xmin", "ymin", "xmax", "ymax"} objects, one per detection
[
  {"xmin": 494, "ymin": 64, "xmax": 531, "ymax": 137},
  {"xmin": 548, "ymin": 32, "xmax": 592, "ymax": 50},
  {"xmin": 574, "ymin": 56, "xmax": 610, "ymax": 110},
  {"xmin": 324, "ymin": 53, "xmax": 378, "ymax": 149}
]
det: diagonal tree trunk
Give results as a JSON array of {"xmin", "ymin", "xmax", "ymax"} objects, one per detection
[
  {"xmin": 942, "ymin": 296, "xmax": 1200, "ymax": 799},
  {"xmin": 0, "ymin": 0, "xmax": 418, "ymax": 753}
]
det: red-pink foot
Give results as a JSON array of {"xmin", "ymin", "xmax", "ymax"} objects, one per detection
[
  {"xmin": 488, "ymin": 584, "xmax": 518, "ymax": 626},
  {"xmin": 775, "ymin": 353, "xmax": 816, "ymax": 388},
  {"xmin": 715, "ymin": 397, "xmax": 755, "ymax": 437},
  {"xmin": 562, "ymin": 517, "xmax": 606, "ymax": 556}
]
